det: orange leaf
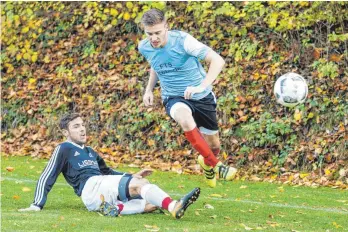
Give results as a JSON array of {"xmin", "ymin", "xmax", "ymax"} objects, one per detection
[
  {"xmin": 329, "ymin": 54, "xmax": 342, "ymax": 62},
  {"xmin": 6, "ymin": 167, "xmax": 14, "ymax": 172}
]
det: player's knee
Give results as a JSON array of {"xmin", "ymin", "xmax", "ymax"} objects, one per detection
[
  {"xmin": 175, "ymin": 110, "xmax": 194, "ymax": 129},
  {"xmin": 139, "ymin": 178, "xmax": 150, "ymax": 186},
  {"xmin": 210, "ymin": 140, "xmax": 220, "ymax": 150},
  {"xmin": 129, "ymin": 178, "xmax": 150, "ymax": 196}
]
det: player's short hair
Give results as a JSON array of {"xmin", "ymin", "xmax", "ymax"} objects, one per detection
[
  {"xmin": 141, "ymin": 9, "xmax": 166, "ymax": 26},
  {"xmin": 59, "ymin": 113, "xmax": 81, "ymax": 130}
]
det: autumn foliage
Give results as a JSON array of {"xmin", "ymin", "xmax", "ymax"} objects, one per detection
[{"xmin": 1, "ymin": 2, "xmax": 347, "ymax": 187}]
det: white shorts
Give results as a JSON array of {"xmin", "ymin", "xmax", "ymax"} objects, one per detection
[{"xmin": 81, "ymin": 175, "xmax": 146, "ymax": 214}]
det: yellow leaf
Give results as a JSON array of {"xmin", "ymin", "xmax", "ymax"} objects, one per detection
[
  {"xmin": 111, "ymin": 19, "xmax": 118, "ymax": 26},
  {"xmin": 332, "ymin": 222, "xmax": 342, "ymax": 229},
  {"xmin": 23, "ymin": 53, "xmax": 31, "ymax": 60},
  {"xmin": 307, "ymin": 112, "xmax": 314, "ymax": 119},
  {"xmin": 110, "ymin": 9, "xmax": 118, "ymax": 16},
  {"xmin": 16, "ymin": 54, "xmax": 22, "ymax": 61},
  {"xmin": 126, "ymin": 2, "xmax": 133, "ymax": 9},
  {"xmin": 13, "ymin": 195, "xmax": 20, "ymax": 200},
  {"xmin": 21, "ymin": 27, "xmax": 30, "ymax": 33},
  {"xmin": 22, "ymin": 187, "xmax": 31, "ymax": 192},
  {"xmin": 300, "ymin": 173, "xmax": 309, "ymax": 179},
  {"xmin": 294, "ymin": 110, "xmax": 302, "ymax": 121},
  {"xmin": 43, "ymin": 55, "xmax": 50, "ymax": 63},
  {"xmin": 123, "ymin": 12, "xmax": 130, "ymax": 21},
  {"xmin": 240, "ymin": 185, "xmax": 248, "ymax": 189},
  {"xmin": 324, "ymin": 169, "xmax": 331, "ymax": 176},
  {"xmin": 31, "ymin": 53, "xmax": 38, "ymax": 63},
  {"xmin": 222, "ymin": 151, "xmax": 228, "ymax": 160},
  {"xmin": 28, "ymin": 78, "xmax": 37, "ymax": 84},
  {"xmin": 278, "ymin": 186, "xmax": 285, "ymax": 192},
  {"xmin": 5, "ymin": 63, "xmax": 14, "ymax": 73},
  {"xmin": 299, "ymin": 1, "xmax": 309, "ymax": 7}
]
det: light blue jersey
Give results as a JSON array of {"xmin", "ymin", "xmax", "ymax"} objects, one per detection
[{"xmin": 138, "ymin": 30, "xmax": 212, "ymax": 100}]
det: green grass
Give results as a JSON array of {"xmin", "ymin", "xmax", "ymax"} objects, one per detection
[{"xmin": 1, "ymin": 156, "xmax": 347, "ymax": 232}]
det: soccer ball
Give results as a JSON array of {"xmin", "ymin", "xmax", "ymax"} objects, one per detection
[{"xmin": 274, "ymin": 72, "xmax": 308, "ymax": 107}]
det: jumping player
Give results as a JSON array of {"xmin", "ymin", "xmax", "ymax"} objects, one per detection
[
  {"xmin": 19, "ymin": 113, "xmax": 200, "ymax": 219},
  {"xmin": 138, "ymin": 9, "xmax": 237, "ymax": 188}
]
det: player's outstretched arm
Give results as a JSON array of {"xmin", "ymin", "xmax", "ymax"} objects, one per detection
[{"xmin": 18, "ymin": 204, "xmax": 41, "ymax": 212}]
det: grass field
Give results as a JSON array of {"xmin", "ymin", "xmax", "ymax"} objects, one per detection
[{"xmin": 1, "ymin": 156, "xmax": 347, "ymax": 232}]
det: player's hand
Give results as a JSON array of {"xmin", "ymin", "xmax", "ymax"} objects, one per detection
[
  {"xmin": 18, "ymin": 204, "xmax": 41, "ymax": 212},
  {"xmin": 143, "ymin": 91, "xmax": 154, "ymax": 106},
  {"xmin": 184, "ymin": 86, "xmax": 205, "ymax": 99},
  {"xmin": 133, "ymin": 169, "xmax": 153, "ymax": 178}
]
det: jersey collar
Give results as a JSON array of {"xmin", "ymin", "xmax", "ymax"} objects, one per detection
[{"xmin": 66, "ymin": 140, "xmax": 85, "ymax": 149}]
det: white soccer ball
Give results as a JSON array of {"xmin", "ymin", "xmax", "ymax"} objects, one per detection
[{"xmin": 274, "ymin": 72, "xmax": 308, "ymax": 107}]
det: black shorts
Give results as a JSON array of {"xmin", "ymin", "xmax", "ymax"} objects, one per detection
[{"xmin": 163, "ymin": 92, "xmax": 218, "ymax": 131}]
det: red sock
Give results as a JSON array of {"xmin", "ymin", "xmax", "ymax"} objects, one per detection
[
  {"xmin": 161, "ymin": 197, "xmax": 173, "ymax": 210},
  {"xmin": 184, "ymin": 127, "xmax": 219, "ymax": 167},
  {"xmin": 117, "ymin": 204, "xmax": 124, "ymax": 213},
  {"xmin": 212, "ymin": 148, "xmax": 220, "ymax": 156}
]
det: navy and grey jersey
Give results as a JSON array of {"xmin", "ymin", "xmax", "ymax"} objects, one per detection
[{"xmin": 32, "ymin": 141, "xmax": 124, "ymax": 209}]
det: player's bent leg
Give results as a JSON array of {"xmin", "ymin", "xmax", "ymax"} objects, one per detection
[
  {"xmin": 201, "ymin": 129, "xmax": 238, "ymax": 182},
  {"xmin": 170, "ymin": 102, "xmax": 196, "ymax": 131},
  {"xmin": 171, "ymin": 187, "xmax": 200, "ymax": 219},
  {"xmin": 138, "ymin": 182, "xmax": 200, "ymax": 219},
  {"xmin": 128, "ymin": 177, "xmax": 150, "ymax": 198},
  {"xmin": 144, "ymin": 203, "xmax": 159, "ymax": 213},
  {"xmin": 119, "ymin": 199, "xmax": 148, "ymax": 215},
  {"xmin": 215, "ymin": 164, "xmax": 238, "ymax": 181},
  {"xmin": 197, "ymin": 155, "xmax": 216, "ymax": 188}
]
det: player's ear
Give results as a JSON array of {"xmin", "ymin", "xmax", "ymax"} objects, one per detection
[{"xmin": 62, "ymin": 129, "xmax": 69, "ymax": 137}]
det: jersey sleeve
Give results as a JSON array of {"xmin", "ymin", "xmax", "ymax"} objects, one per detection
[
  {"xmin": 138, "ymin": 40, "xmax": 147, "ymax": 60},
  {"xmin": 96, "ymin": 153, "xmax": 124, "ymax": 176},
  {"xmin": 32, "ymin": 145, "xmax": 66, "ymax": 209},
  {"xmin": 183, "ymin": 33, "xmax": 211, "ymax": 60}
]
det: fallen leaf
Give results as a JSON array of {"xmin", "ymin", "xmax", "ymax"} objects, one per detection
[
  {"xmin": 210, "ymin": 215, "xmax": 217, "ymax": 219},
  {"xmin": 204, "ymin": 203, "xmax": 214, "ymax": 209},
  {"xmin": 13, "ymin": 195, "xmax": 20, "ymax": 200},
  {"xmin": 240, "ymin": 223, "xmax": 254, "ymax": 230},
  {"xmin": 6, "ymin": 167, "xmax": 15, "ymax": 172},
  {"xmin": 22, "ymin": 187, "xmax": 31, "ymax": 192},
  {"xmin": 294, "ymin": 110, "xmax": 302, "ymax": 121},
  {"xmin": 332, "ymin": 222, "xmax": 342, "ymax": 229},
  {"xmin": 240, "ymin": 185, "xmax": 248, "ymax": 189}
]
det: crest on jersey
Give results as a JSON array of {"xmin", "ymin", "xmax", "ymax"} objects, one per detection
[{"xmin": 74, "ymin": 151, "xmax": 80, "ymax": 156}]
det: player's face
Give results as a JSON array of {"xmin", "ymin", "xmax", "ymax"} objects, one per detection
[
  {"xmin": 144, "ymin": 22, "xmax": 168, "ymax": 48},
  {"xmin": 66, "ymin": 117, "xmax": 87, "ymax": 145}
]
